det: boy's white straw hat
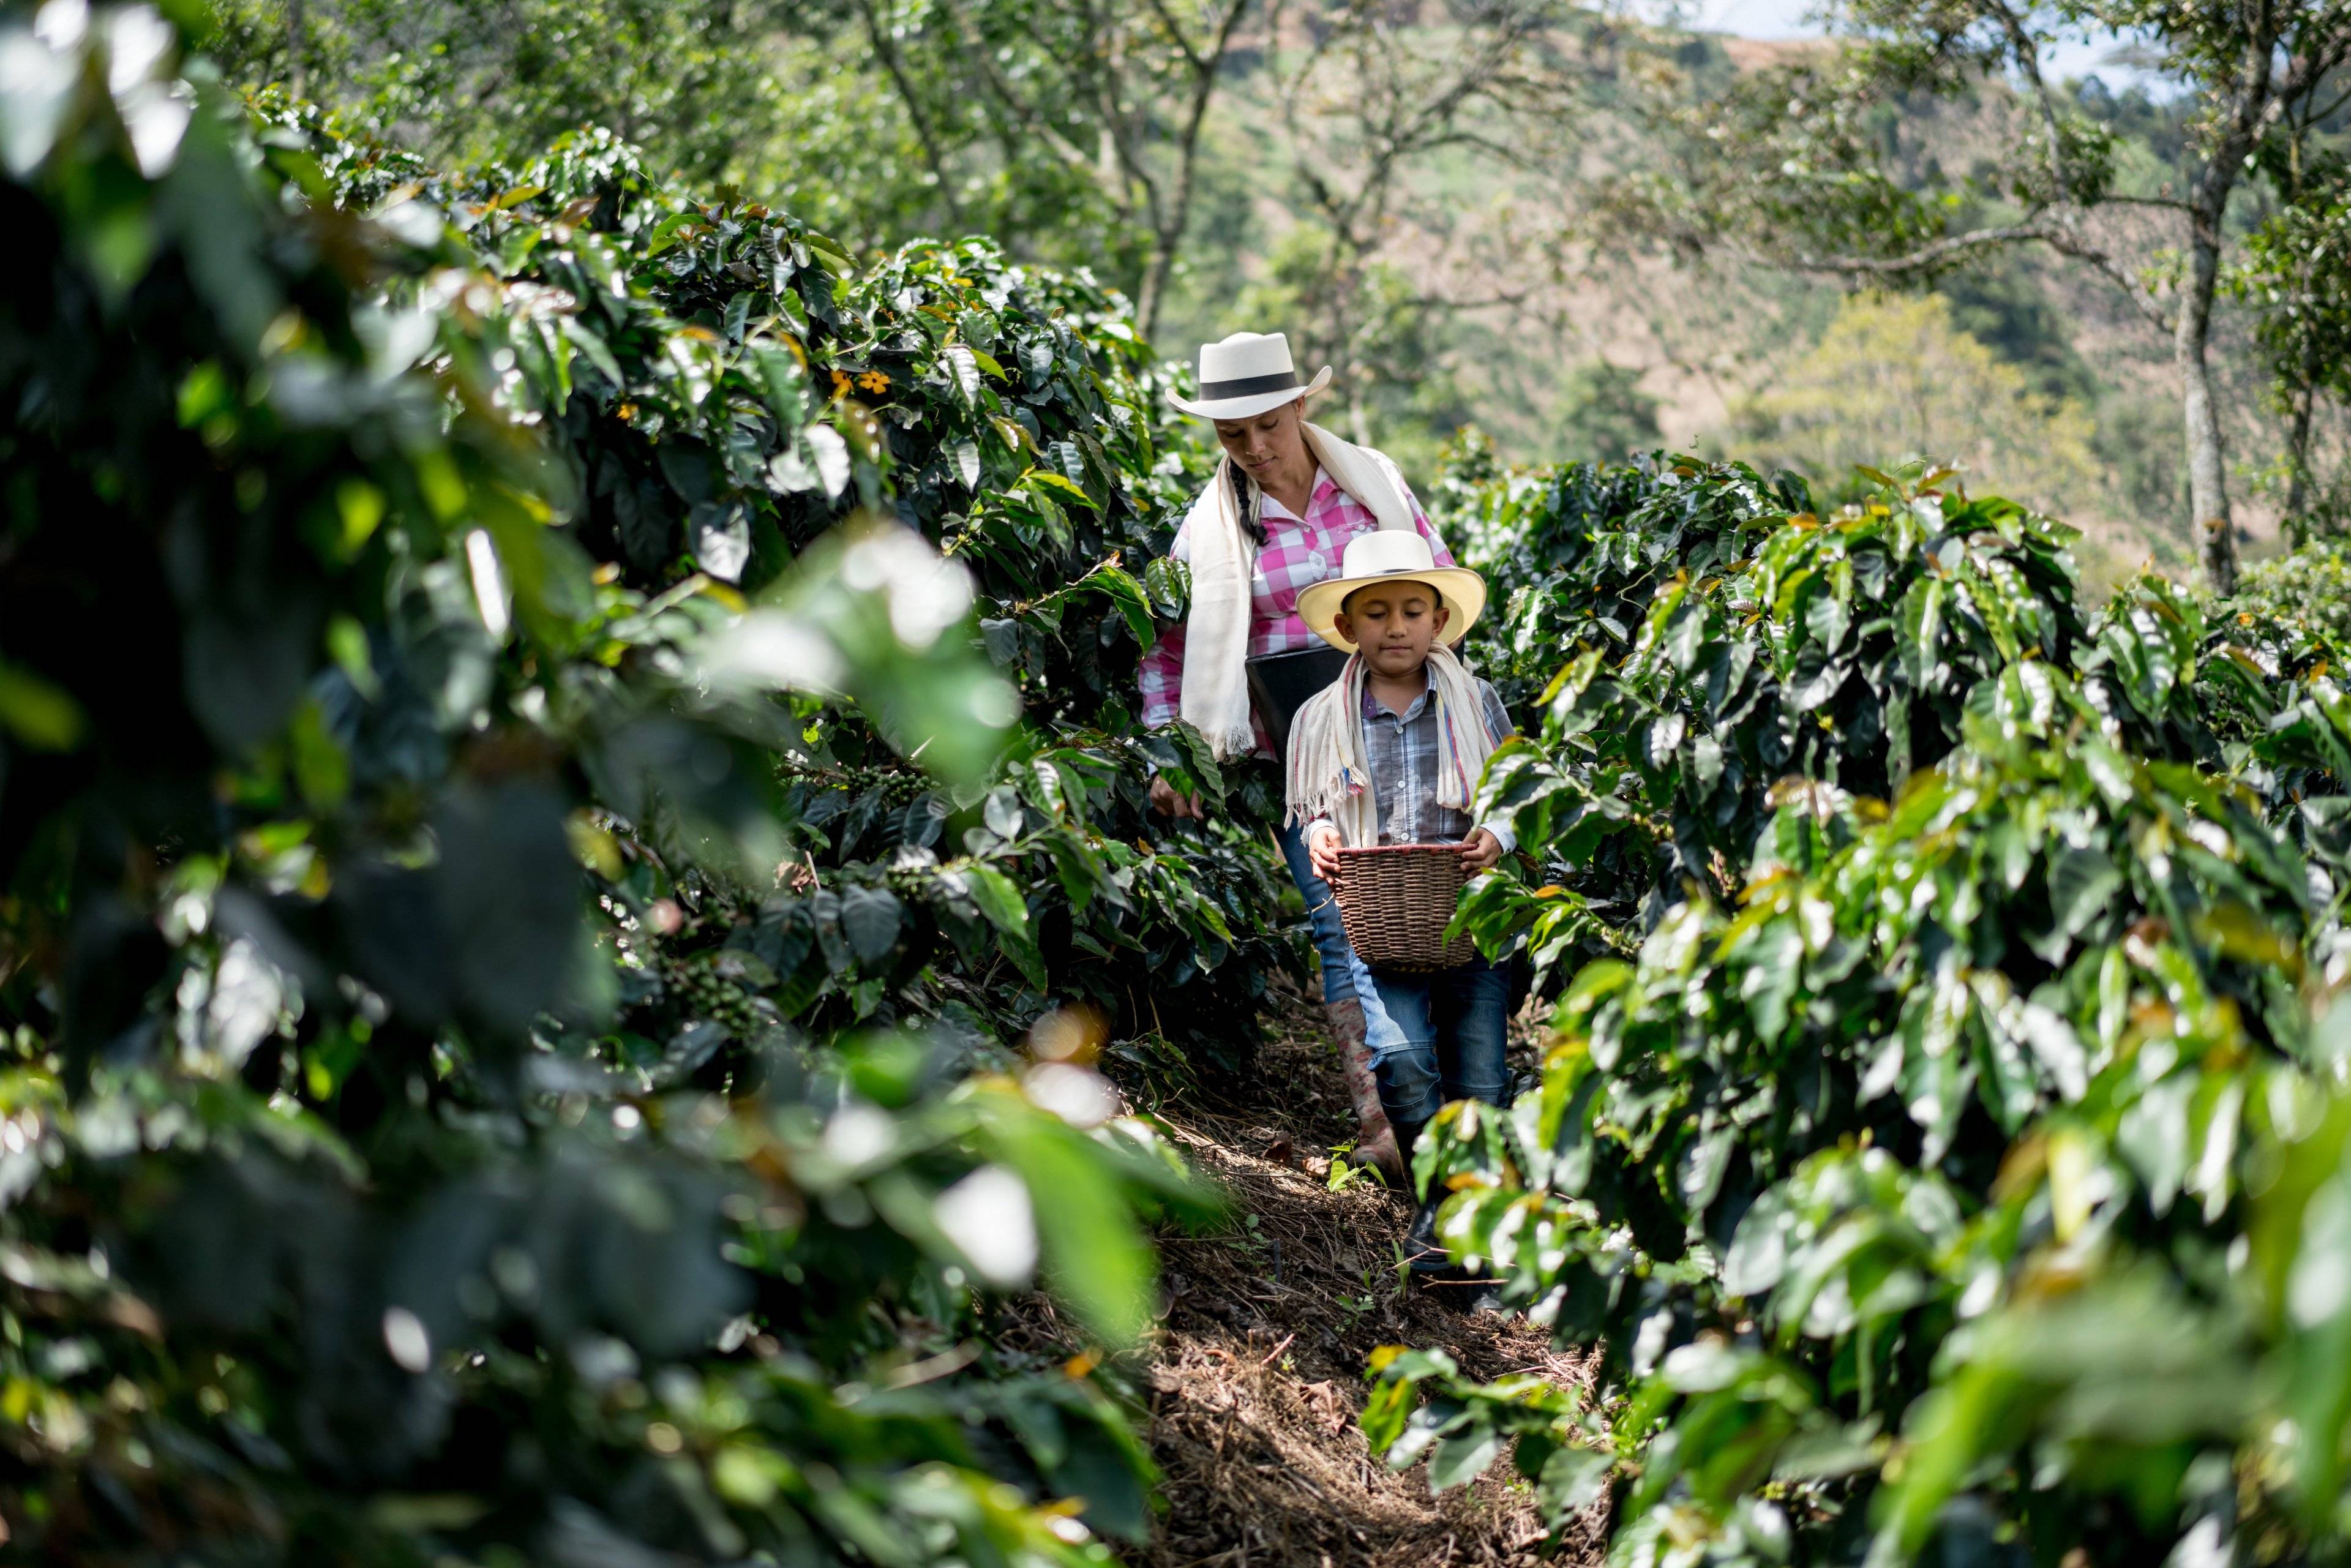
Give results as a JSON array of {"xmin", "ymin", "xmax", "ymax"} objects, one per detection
[
  {"xmin": 1168, "ymin": 331, "xmax": 1333, "ymax": 420},
  {"xmin": 1296, "ymin": 532, "xmax": 1488, "ymax": 653}
]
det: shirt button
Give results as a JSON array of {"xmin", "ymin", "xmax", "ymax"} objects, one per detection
[{"xmin": 1303, "ymin": 549, "xmax": 1327, "ymax": 579}]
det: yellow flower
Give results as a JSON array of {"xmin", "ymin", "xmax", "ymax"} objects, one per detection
[
  {"xmin": 829, "ymin": 369, "xmax": 852, "ymax": 399},
  {"xmin": 857, "ymin": 370, "xmax": 890, "ymax": 394}
]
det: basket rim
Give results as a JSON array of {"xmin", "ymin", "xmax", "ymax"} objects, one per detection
[{"xmin": 1330, "ymin": 842, "xmax": 1469, "ymax": 857}]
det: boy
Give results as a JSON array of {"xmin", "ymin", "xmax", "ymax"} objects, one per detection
[{"xmin": 1284, "ymin": 532, "xmax": 1516, "ymax": 1273}]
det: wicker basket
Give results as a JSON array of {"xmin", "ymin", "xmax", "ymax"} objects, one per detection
[{"xmin": 1329, "ymin": 843, "xmax": 1475, "ymax": 972}]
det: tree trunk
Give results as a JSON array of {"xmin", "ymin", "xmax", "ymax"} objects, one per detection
[
  {"xmin": 1138, "ymin": 0, "xmax": 1254, "ymax": 342},
  {"xmin": 1137, "ymin": 246, "xmax": 1166, "ymax": 344},
  {"xmin": 1136, "ymin": 202, "xmax": 1183, "ymax": 340},
  {"xmin": 2177, "ymin": 202, "xmax": 2237, "ymax": 596},
  {"xmin": 2287, "ymin": 338, "xmax": 2320, "ymax": 542},
  {"xmin": 853, "ymin": 0, "xmax": 967, "ymax": 233},
  {"xmin": 287, "ymin": 0, "xmax": 306, "ymax": 100}
]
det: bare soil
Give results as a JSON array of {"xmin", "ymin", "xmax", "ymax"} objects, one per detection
[{"xmin": 1114, "ymin": 989, "xmax": 1603, "ymax": 1568}]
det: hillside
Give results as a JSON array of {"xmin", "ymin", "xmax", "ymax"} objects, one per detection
[
  {"xmin": 202, "ymin": 0, "xmax": 2331, "ymax": 583},
  {"xmin": 1149, "ymin": 10, "xmax": 2289, "ymax": 587}
]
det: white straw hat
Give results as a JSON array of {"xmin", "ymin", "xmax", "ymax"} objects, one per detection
[
  {"xmin": 1168, "ymin": 331, "xmax": 1334, "ymax": 420},
  {"xmin": 1295, "ymin": 531, "xmax": 1488, "ymax": 652}
]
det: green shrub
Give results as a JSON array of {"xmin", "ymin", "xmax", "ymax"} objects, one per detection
[
  {"xmin": 1376, "ymin": 466, "xmax": 2351, "ymax": 1562},
  {"xmin": 1456, "ymin": 475, "xmax": 2087, "ymax": 989},
  {"xmin": 277, "ymin": 103, "xmax": 1297, "ymax": 1075},
  {"xmin": 0, "ymin": 16, "xmax": 1243, "ymax": 1564},
  {"xmin": 1448, "ymin": 452, "xmax": 1807, "ymax": 719},
  {"xmin": 2227, "ymin": 545, "xmax": 2351, "ymax": 651},
  {"xmin": 1379, "ymin": 666, "xmax": 2342, "ymax": 1559}
]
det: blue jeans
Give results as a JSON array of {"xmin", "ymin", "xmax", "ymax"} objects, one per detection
[
  {"xmin": 1274, "ymin": 817, "xmax": 1357, "ymax": 1007},
  {"xmin": 1355, "ymin": 952, "xmax": 1512, "ymax": 1128}
]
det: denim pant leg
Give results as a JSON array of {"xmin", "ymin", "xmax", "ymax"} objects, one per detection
[
  {"xmin": 1362, "ymin": 967, "xmax": 1442, "ymax": 1128},
  {"xmin": 1363, "ymin": 956, "xmax": 1512, "ymax": 1129},
  {"xmin": 1434, "ymin": 955, "xmax": 1513, "ymax": 1108},
  {"xmin": 1273, "ymin": 817, "xmax": 1357, "ymax": 1007}
]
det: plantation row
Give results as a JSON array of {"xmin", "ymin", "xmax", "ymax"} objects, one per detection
[
  {"xmin": 1382, "ymin": 459, "xmax": 2351, "ymax": 1564},
  {"xmin": 1, "ymin": 15, "xmax": 1273, "ymax": 1562}
]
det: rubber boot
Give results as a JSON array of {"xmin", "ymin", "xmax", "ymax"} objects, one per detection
[
  {"xmin": 1404, "ymin": 1190, "xmax": 1450, "ymax": 1275},
  {"xmin": 1385, "ymin": 1116, "xmax": 1448, "ymax": 1275},
  {"xmin": 1390, "ymin": 1112, "xmax": 1427, "ymax": 1175},
  {"xmin": 1329, "ymin": 999, "xmax": 1404, "ymax": 1185}
]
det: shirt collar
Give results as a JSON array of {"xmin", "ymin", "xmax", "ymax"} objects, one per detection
[
  {"xmin": 1258, "ymin": 467, "xmax": 1332, "ymax": 523},
  {"xmin": 1360, "ymin": 664, "xmax": 1436, "ymax": 721}
]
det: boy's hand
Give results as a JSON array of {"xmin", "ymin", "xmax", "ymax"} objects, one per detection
[
  {"xmin": 1461, "ymin": 828, "xmax": 1503, "ymax": 874},
  {"xmin": 1307, "ymin": 822, "xmax": 1342, "ymax": 880}
]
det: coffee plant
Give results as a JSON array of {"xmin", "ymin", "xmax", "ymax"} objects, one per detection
[
  {"xmin": 1373, "ymin": 452, "xmax": 2351, "ymax": 1564},
  {"xmin": 0, "ymin": 7, "xmax": 1272, "ymax": 1562},
  {"xmin": 1445, "ymin": 451, "xmax": 1810, "ymax": 719},
  {"xmin": 2225, "ymin": 543, "xmax": 2351, "ymax": 655},
  {"xmin": 275, "ymin": 99, "xmax": 1294, "ymax": 1075},
  {"xmin": 1454, "ymin": 471, "xmax": 2088, "ymax": 992}
]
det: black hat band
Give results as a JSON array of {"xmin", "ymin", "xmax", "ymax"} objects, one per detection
[{"xmin": 1194, "ymin": 369, "xmax": 1301, "ymax": 400}]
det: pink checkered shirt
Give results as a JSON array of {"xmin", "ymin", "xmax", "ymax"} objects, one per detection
[{"xmin": 1138, "ymin": 466, "xmax": 1454, "ymax": 757}]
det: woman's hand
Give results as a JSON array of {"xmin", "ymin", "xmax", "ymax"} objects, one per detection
[
  {"xmin": 1308, "ymin": 822, "xmax": 1342, "ymax": 881},
  {"xmin": 1149, "ymin": 775, "xmax": 1205, "ymax": 819},
  {"xmin": 1460, "ymin": 828, "xmax": 1503, "ymax": 874}
]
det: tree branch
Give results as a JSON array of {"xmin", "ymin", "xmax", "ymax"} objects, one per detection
[
  {"xmin": 935, "ymin": 0, "xmax": 1099, "ymax": 179},
  {"xmin": 1140, "ymin": 0, "xmax": 1253, "ymax": 333},
  {"xmin": 1320, "ymin": 16, "xmax": 1535, "ymax": 248},
  {"xmin": 2041, "ymin": 227, "xmax": 2175, "ymax": 334},
  {"xmin": 1139, "ymin": 0, "xmax": 1211, "ymax": 73},
  {"xmin": 2099, "ymin": 192, "xmax": 2196, "ymax": 212},
  {"xmin": 1983, "ymin": 0, "xmax": 2072, "ymax": 206},
  {"xmin": 1415, "ymin": 285, "xmax": 1534, "ymax": 310},
  {"xmin": 852, "ymin": 0, "xmax": 969, "ymax": 230},
  {"xmin": 1790, "ymin": 220, "xmax": 2057, "ymax": 277},
  {"xmin": 1034, "ymin": 1, "xmax": 1158, "ymax": 221}
]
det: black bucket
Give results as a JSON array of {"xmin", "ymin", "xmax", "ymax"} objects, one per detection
[{"xmin": 1245, "ymin": 645, "xmax": 1349, "ymax": 762}]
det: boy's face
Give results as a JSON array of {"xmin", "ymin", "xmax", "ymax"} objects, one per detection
[{"xmin": 1333, "ymin": 580, "xmax": 1450, "ymax": 678}]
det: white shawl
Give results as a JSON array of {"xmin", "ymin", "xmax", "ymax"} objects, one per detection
[
  {"xmin": 1176, "ymin": 423, "xmax": 1421, "ymax": 761},
  {"xmin": 1284, "ymin": 645, "xmax": 1500, "ymax": 846}
]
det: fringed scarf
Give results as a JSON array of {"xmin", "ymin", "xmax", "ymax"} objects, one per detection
[
  {"xmin": 1284, "ymin": 643, "xmax": 1499, "ymax": 847},
  {"xmin": 1177, "ymin": 423, "xmax": 1420, "ymax": 762}
]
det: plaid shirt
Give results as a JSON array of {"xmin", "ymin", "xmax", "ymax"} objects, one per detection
[
  {"xmin": 1137, "ymin": 467, "xmax": 1453, "ymax": 754},
  {"xmin": 1307, "ymin": 670, "xmax": 1518, "ymax": 852}
]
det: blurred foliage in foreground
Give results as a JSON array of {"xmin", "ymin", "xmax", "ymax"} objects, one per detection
[
  {"xmin": 1373, "ymin": 451, "xmax": 2351, "ymax": 1564},
  {"xmin": 0, "ymin": 5, "xmax": 1302, "ymax": 1561}
]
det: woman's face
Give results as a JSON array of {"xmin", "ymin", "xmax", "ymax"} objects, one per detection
[{"xmin": 1212, "ymin": 399, "xmax": 1308, "ymax": 485}]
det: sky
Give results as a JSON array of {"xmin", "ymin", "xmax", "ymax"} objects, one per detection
[{"xmin": 1675, "ymin": 0, "xmax": 2150, "ymax": 83}]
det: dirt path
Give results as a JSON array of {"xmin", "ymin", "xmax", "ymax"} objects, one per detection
[{"xmin": 1119, "ymin": 991, "xmax": 1603, "ymax": 1568}]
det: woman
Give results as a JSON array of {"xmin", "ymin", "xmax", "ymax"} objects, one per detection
[{"xmin": 1141, "ymin": 330, "xmax": 1460, "ymax": 1183}]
